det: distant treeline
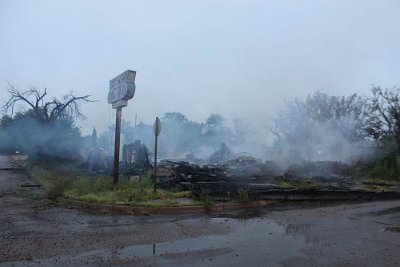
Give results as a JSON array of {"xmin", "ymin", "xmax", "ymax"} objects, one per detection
[{"xmin": 1, "ymin": 84, "xmax": 400, "ymax": 179}]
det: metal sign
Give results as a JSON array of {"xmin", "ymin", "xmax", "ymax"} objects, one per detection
[
  {"xmin": 109, "ymin": 69, "xmax": 136, "ymax": 187},
  {"xmin": 154, "ymin": 117, "xmax": 161, "ymax": 136},
  {"xmin": 108, "ymin": 70, "xmax": 136, "ymax": 109}
]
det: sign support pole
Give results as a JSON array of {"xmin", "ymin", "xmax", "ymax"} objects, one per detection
[
  {"xmin": 113, "ymin": 107, "xmax": 122, "ymax": 187},
  {"xmin": 153, "ymin": 125, "xmax": 158, "ymax": 193},
  {"xmin": 153, "ymin": 116, "xmax": 161, "ymax": 193},
  {"xmin": 108, "ymin": 70, "xmax": 136, "ymax": 187}
]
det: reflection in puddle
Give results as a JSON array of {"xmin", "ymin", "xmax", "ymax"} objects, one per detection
[
  {"xmin": 115, "ymin": 217, "xmax": 312, "ymax": 266},
  {"xmin": 7, "ymin": 216, "xmax": 318, "ymax": 266},
  {"xmin": 372, "ymin": 206, "xmax": 400, "ymax": 216},
  {"xmin": 284, "ymin": 223, "xmax": 318, "ymax": 243},
  {"xmin": 216, "ymin": 208, "xmax": 265, "ymax": 220},
  {"xmin": 385, "ymin": 226, "xmax": 400, "ymax": 233}
]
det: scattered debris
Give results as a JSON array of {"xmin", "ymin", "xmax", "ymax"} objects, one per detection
[
  {"xmin": 76, "ymin": 139, "xmax": 400, "ymax": 201},
  {"xmin": 121, "ymin": 140, "xmax": 150, "ymax": 176},
  {"xmin": 20, "ymin": 184, "xmax": 41, "ymax": 188},
  {"xmin": 385, "ymin": 226, "xmax": 400, "ymax": 233}
]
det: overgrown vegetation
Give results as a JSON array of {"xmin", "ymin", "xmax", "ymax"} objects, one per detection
[
  {"xmin": 198, "ymin": 188, "xmax": 215, "ymax": 210},
  {"xmin": 276, "ymin": 177, "xmax": 321, "ymax": 190},
  {"xmin": 28, "ymin": 164, "xmax": 192, "ymax": 207},
  {"xmin": 271, "ymin": 88, "xmax": 400, "ymax": 181},
  {"xmin": 235, "ymin": 188, "xmax": 250, "ymax": 203},
  {"xmin": 352, "ymin": 138, "xmax": 400, "ymax": 181}
]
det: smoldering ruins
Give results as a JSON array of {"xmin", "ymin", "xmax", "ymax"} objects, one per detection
[
  {"xmin": 1, "ymin": 86, "xmax": 400, "ymax": 202},
  {"xmin": 73, "ymin": 90, "xmax": 400, "ymax": 201}
]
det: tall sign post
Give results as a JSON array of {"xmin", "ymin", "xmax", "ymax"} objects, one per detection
[
  {"xmin": 108, "ymin": 70, "xmax": 136, "ymax": 187},
  {"xmin": 153, "ymin": 117, "xmax": 161, "ymax": 193}
]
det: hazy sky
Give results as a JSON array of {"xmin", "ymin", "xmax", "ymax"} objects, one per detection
[{"xmin": 1, "ymin": 0, "xmax": 399, "ymax": 135}]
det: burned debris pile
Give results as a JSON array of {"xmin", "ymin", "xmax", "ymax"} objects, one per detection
[
  {"xmin": 115, "ymin": 140, "xmax": 395, "ymax": 200},
  {"xmin": 121, "ymin": 140, "xmax": 150, "ymax": 177},
  {"xmin": 80, "ymin": 138, "xmax": 400, "ymax": 201},
  {"xmin": 163, "ymin": 160, "xmax": 400, "ymax": 201}
]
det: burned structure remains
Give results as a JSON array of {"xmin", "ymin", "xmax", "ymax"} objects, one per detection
[{"xmin": 111, "ymin": 139, "xmax": 399, "ymax": 201}]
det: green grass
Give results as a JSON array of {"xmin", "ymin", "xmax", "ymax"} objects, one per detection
[
  {"xmin": 365, "ymin": 160, "xmax": 399, "ymax": 181},
  {"xmin": 197, "ymin": 188, "xmax": 215, "ymax": 210},
  {"xmin": 235, "ymin": 188, "xmax": 250, "ymax": 204},
  {"xmin": 64, "ymin": 176, "xmax": 192, "ymax": 205},
  {"xmin": 24, "ymin": 162, "xmax": 192, "ymax": 206},
  {"xmin": 30, "ymin": 166, "xmax": 73, "ymax": 199},
  {"xmin": 276, "ymin": 177, "xmax": 320, "ymax": 190}
]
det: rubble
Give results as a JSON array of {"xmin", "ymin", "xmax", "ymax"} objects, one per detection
[
  {"xmin": 79, "ymin": 139, "xmax": 398, "ymax": 201},
  {"xmin": 121, "ymin": 140, "xmax": 150, "ymax": 176},
  {"xmin": 155, "ymin": 160, "xmax": 228, "ymax": 190},
  {"xmin": 149, "ymin": 154, "xmax": 363, "ymax": 200}
]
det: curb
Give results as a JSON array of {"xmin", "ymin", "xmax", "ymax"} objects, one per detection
[{"xmin": 57, "ymin": 197, "xmax": 279, "ymax": 215}]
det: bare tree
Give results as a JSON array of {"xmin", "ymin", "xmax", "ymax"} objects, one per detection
[
  {"xmin": 2, "ymin": 84, "xmax": 94, "ymax": 159},
  {"xmin": 4, "ymin": 83, "xmax": 93, "ymax": 124},
  {"xmin": 366, "ymin": 86, "xmax": 400, "ymax": 155}
]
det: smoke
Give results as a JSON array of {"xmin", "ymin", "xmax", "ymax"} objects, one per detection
[
  {"xmin": 262, "ymin": 92, "xmax": 376, "ymax": 164},
  {"xmin": 96, "ymin": 113, "xmax": 266, "ymax": 161},
  {"xmin": 0, "ymin": 113, "xmax": 82, "ymax": 160},
  {"xmin": 90, "ymin": 91, "xmax": 378, "ymax": 165},
  {"xmin": 265, "ymin": 121, "xmax": 373, "ymax": 163},
  {"xmin": 93, "ymin": 105, "xmax": 375, "ymax": 165}
]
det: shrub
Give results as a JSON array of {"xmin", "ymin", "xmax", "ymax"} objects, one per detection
[
  {"xmin": 197, "ymin": 188, "xmax": 215, "ymax": 211},
  {"xmin": 47, "ymin": 178, "xmax": 72, "ymax": 199}
]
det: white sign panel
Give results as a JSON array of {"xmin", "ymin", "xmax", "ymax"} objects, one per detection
[{"xmin": 108, "ymin": 70, "xmax": 136, "ymax": 108}]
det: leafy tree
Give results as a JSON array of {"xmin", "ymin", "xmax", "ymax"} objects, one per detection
[
  {"xmin": 163, "ymin": 112, "xmax": 189, "ymax": 124},
  {"xmin": 273, "ymin": 92, "xmax": 366, "ymax": 143},
  {"xmin": 202, "ymin": 114, "xmax": 233, "ymax": 147},
  {"xmin": 0, "ymin": 115, "xmax": 13, "ymax": 129},
  {"xmin": 272, "ymin": 91, "xmax": 368, "ymax": 161},
  {"xmin": 232, "ymin": 118, "xmax": 248, "ymax": 145},
  {"xmin": 202, "ymin": 114, "xmax": 225, "ymax": 135},
  {"xmin": 365, "ymin": 86, "xmax": 400, "ymax": 155},
  {"xmin": 160, "ymin": 112, "xmax": 202, "ymax": 156},
  {"xmin": 103, "ymin": 112, "xmax": 235, "ymax": 158},
  {"xmin": 0, "ymin": 115, "xmax": 15, "ymax": 153}
]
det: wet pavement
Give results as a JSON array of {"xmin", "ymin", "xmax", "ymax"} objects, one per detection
[{"xmin": 1, "ymin": 155, "xmax": 400, "ymax": 266}]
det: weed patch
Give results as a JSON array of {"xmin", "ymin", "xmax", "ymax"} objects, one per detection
[
  {"xmin": 26, "ymin": 163, "xmax": 192, "ymax": 206},
  {"xmin": 236, "ymin": 188, "xmax": 250, "ymax": 204},
  {"xmin": 276, "ymin": 177, "xmax": 319, "ymax": 189}
]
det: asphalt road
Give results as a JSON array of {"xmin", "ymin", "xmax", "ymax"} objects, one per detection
[{"xmin": 1, "ymin": 155, "xmax": 400, "ymax": 266}]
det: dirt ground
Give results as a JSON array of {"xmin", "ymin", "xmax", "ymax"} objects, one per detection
[{"xmin": 1, "ymin": 155, "xmax": 400, "ymax": 267}]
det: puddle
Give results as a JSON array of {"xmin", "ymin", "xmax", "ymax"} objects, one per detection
[
  {"xmin": 113, "ymin": 217, "xmax": 311, "ymax": 266},
  {"xmin": 23, "ymin": 208, "xmax": 317, "ymax": 266},
  {"xmin": 212, "ymin": 208, "xmax": 265, "ymax": 220},
  {"xmin": 283, "ymin": 223, "xmax": 317, "ymax": 243},
  {"xmin": 4, "ymin": 217, "xmax": 314, "ymax": 266},
  {"xmin": 370, "ymin": 206, "xmax": 400, "ymax": 216}
]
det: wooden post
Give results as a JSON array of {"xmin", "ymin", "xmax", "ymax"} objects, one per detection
[
  {"xmin": 113, "ymin": 107, "xmax": 122, "ymax": 187},
  {"xmin": 108, "ymin": 70, "xmax": 136, "ymax": 187}
]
